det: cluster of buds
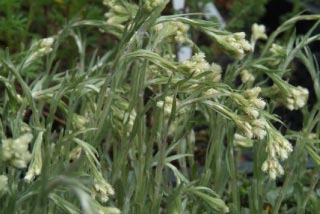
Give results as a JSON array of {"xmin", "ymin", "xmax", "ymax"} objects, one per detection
[
  {"xmin": 111, "ymin": 97, "xmax": 137, "ymax": 136},
  {"xmin": 234, "ymin": 117, "xmax": 268, "ymax": 143},
  {"xmin": 203, "ymin": 88, "xmax": 220, "ymax": 97},
  {"xmin": 153, "ymin": 21, "xmax": 189, "ymax": 44},
  {"xmin": 35, "ymin": 37, "xmax": 54, "ymax": 54},
  {"xmin": 284, "ymin": 86, "xmax": 309, "ymax": 110},
  {"xmin": 24, "ymin": 37, "xmax": 54, "ymax": 66},
  {"xmin": 271, "ymin": 84, "xmax": 309, "ymax": 110},
  {"xmin": 232, "ymin": 87, "xmax": 266, "ymax": 120},
  {"xmin": 233, "ymin": 133, "xmax": 253, "ymax": 148},
  {"xmin": 261, "ymin": 157, "xmax": 284, "ymax": 180},
  {"xmin": 72, "ymin": 114, "xmax": 88, "ymax": 130},
  {"xmin": 29, "ymin": 37, "xmax": 54, "ymax": 61},
  {"xmin": 251, "ymin": 23, "xmax": 267, "ymax": 48},
  {"xmin": 210, "ymin": 32, "xmax": 251, "ymax": 60},
  {"xmin": 68, "ymin": 146, "xmax": 82, "ymax": 162},
  {"xmin": 270, "ymin": 43, "xmax": 286, "ymax": 56},
  {"xmin": 92, "ymin": 172, "xmax": 115, "ymax": 203},
  {"xmin": 156, "ymin": 96, "xmax": 175, "ymax": 116},
  {"xmin": 174, "ymin": 22, "xmax": 189, "ymax": 44},
  {"xmin": 261, "ymin": 128, "xmax": 293, "ymax": 179},
  {"xmin": 233, "ymin": 87, "xmax": 268, "ymax": 147},
  {"xmin": 0, "ymin": 133, "xmax": 33, "ymax": 169},
  {"xmin": 103, "ymin": 0, "xmax": 137, "ymax": 25},
  {"xmin": 181, "ymin": 52, "xmax": 210, "ymax": 75},
  {"xmin": 268, "ymin": 43, "xmax": 286, "ymax": 66},
  {"xmin": 143, "ymin": 0, "xmax": 165, "ymax": 12},
  {"xmin": 208, "ymin": 63, "xmax": 222, "ymax": 82},
  {"xmin": 240, "ymin": 69, "xmax": 255, "ymax": 83},
  {"xmin": 0, "ymin": 175, "xmax": 8, "ymax": 197}
]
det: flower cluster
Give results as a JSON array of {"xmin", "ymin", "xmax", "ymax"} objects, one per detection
[
  {"xmin": 272, "ymin": 84, "xmax": 309, "ymax": 110},
  {"xmin": 69, "ymin": 146, "xmax": 82, "ymax": 162},
  {"xmin": 173, "ymin": 22, "xmax": 189, "ymax": 44},
  {"xmin": 240, "ymin": 69, "xmax": 255, "ymax": 83},
  {"xmin": 284, "ymin": 86, "xmax": 309, "ymax": 110},
  {"xmin": 112, "ymin": 97, "xmax": 137, "ymax": 136},
  {"xmin": 261, "ymin": 157, "xmax": 284, "ymax": 179},
  {"xmin": 92, "ymin": 172, "xmax": 115, "ymax": 203},
  {"xmin": 0, "ymin": 133, "xmax": 33, "ymax": 169},
  {"xmin": 261, "ymin": 129, "xmax": 293, "ymax": 179},
  {"xmin": 251, "ymin": 23, "xmax": 267, "ymax": 44},
  {"xmin": 72, "ymin": 114, "xmax": 88, "ymax": 130},
  {"xmin": 103, "ymin": 0, "xmax": 137, "ymax": 25},
  {"xmin": 153, "ymin": 21, "xmax": 189, "ymax": 45},
  {"xmin": 181, "ymin": 52, "xmax": 210, "ymax": 75},
  {"xmin": 25, "ymin": 37, "xmax": 54, "ymax": 65},
  {"xmin": 143, "ymin": 0, "xmax": 165, "ymax": 11},
  {"xmin": 210, "ymin": 32, "xmax": 251, "ymax": 60},
  {"xmin": 156, "ymin": 96, "xmax": 175, "ymax": 116},
  {"xmin": 209, "ymin": 63, "xmax": 222, "ymax": 82},
  {"xmin": 270, "ymin": 43, "xmax": 286, "ymax": 56},
  {"xmin": 32, "ymin": 38, "xmax": 54, "ymax": 57},
  {"xmin": 232, "ymin": 87, "xmax": 268, "ymax": 147}
]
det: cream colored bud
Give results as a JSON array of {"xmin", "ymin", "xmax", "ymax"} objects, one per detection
[
  {"xmin": 251, "ymin": 23, "xmax": 267, "ymax": 41},
  {"xmin": 243, "ymin": 87, "xmax": 261, "ymax": 98},
  {"xmin": 261, "ymin": 160, "xmax": 269, "ymax": 172},
  {"xmin": 240, "ymin": 69, "xmax": 255, "ymax": 83},
  {"xmin": 252, "ymin": 98, "xmax": 266, "ymax": 109}
]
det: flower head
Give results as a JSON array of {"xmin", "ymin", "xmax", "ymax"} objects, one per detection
[
  {"xmin": 240, "ymin": 69, "xmax": 255, "ymax": 83},
  {"xmin": 92, "ymin": 172, "xmax": 115, "ymax": 203},
  {"xmin": 211, "ymin": 32, "xmax": 251, "ymax": 60},
  {"xmin": 251, "ymin": 23, "xmax": 267, "ymax": 42},
  {"xmin": 233, "ymin": 133, "xmax": 253, "ymax": 148},
  {"xmin": 1, "ymin": 133, "xmax": 33, "ymax": 169},
  {"xmin": 181, "ymin": 52, "xmax": 210, "ymax": 75}
]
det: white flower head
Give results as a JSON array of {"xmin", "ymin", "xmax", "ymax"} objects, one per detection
[
  {"xmin": 233, "ymin": 133, "xmax": 253, "ymax": 148},
  {"xmin": 235, "ymin": 120, "xmax": 253, "ymax": 139},
  {"xmin": 251, "ymin": 98, "xmax": 266, "ymax": 110},
  {"xmin": 93, "ymin": 175, "xmax": 115, "ymax": 203},
  {"xmin": 1, "ymin": 133, "xmax": 33, "ymax": 169},
  {"xmin": 270, "ymin": 43, "xmax": 286, "ymax": 56},
  {"xmin": 240, "ymin": 69, "xmax": 255, "ymax": 83},
  {"xmin": 283, "ymin": 86, "xmax": 309, "ymax": 110},
  {"xmin": 156, "ymin": 96, "xmax": 174, "ymax": 116},
  {"xmin": 243, "ymin": 87, "xmax": 261, "ymax": 99},
  {"xmin": 251, "ymin": 23, "xmax": 267, "ymax": 42},
  {"xmin": 211, "ymin": 32, "xmax": 251, "ymax": 60}
]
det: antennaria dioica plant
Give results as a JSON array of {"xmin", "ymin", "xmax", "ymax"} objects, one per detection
[{"xmin": 0, "ymin": 0, "xmax": 320, "ymax": 213}]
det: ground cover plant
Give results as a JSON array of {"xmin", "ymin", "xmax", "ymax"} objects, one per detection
[{"xmin": 0, "ymin": 0, "xmax": 320, "ymax": 213}]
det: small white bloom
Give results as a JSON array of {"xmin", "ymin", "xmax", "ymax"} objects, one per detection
[
  {"xmin": 240, "ymin": 69, "xmax": 255, "ymax": 83},
  {"xmin": 243, "ymin": 106, "xmax": 259, "ymax": 119},
  {"xmin": 156, "ymin": 96, "xmax": 174, "ymax": 116},
  {"xmin": 233, "ymin": 133, "xmax": 253, "ymax": 147},
  {"xmin": 270, "ymin": 43, "xmax": 286, "ymax": 56},
  {"xmin": 251, "ymin": 98, "xmax": 266, "ymax": 109},
  {"xmin": 40, "ymin": 37, "xmax": 54, "ymax": 47},
  {"xmin": 235, "ymin": 120, "xmax": 253, "ymax": 139},
  {"xmin": 251, "ymin": 23, "xmax": 267, "ymax": 42},
  {"xmin": 243, "ymin": 87, "xmax": 261, "ymax": 99}
]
